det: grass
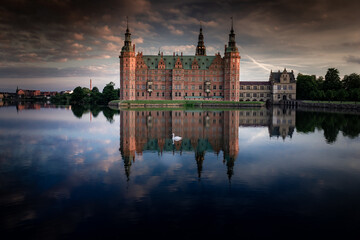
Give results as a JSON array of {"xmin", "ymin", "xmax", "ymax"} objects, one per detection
[
  {"xmin": 303, "ymin": 100, "xmax": 358, "ymax": 105},
  {"xmin": 110, "ymin": 100, "xmax": 263, "ymax": 105}
]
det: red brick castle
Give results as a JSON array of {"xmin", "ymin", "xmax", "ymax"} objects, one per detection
[{"xmin": 119, "ymin": 20, "xmax": 240, "ymax": 101}]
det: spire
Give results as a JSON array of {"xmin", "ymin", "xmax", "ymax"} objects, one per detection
[
  {"xmin": 126, "ymin": 16, "xmax": 129, "ymax": 32},
  {"xmin": 195, "ymin": 21, "xmax": 206, "ymax": 56},
  {"xmin": 226, "ymin": 16, "xmax": 238, "ymax": 53},
  {"xmin": 121, "ymin": 16, "xmax": 133, "ymax": 53}
]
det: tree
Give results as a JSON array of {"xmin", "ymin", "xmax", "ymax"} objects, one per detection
[
  {"xmin": 336, "ymin": 89, "xmax": 348, "ymax": 102},
  {"xmin": 71, "ymin": 86, "xmax": 86, "ymax": 103},
  {"xmin": 325, "ymin": 90, "xmax": 335, "ymax": 102},
  {"xmin": 324, "ymin": 68, "xmax": 342, "ymax": 91},
  {"xmin": 102, "ymin": 82, "xmax": 118, "ymax": 104},
  {"xmin": 343, "ymin": 73, "xmax": 360, "ymax": 91},
  {"xmin": 296, "ymin": 74, "xmax": 318, "ymax": 100}
]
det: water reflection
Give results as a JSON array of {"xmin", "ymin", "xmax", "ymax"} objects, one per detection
[
  {"xmin": 120, "ymin": 107, "xmax": 296, "ymax": 181},
  {"xmin": 1, "ymin": 104, "xmax": 360, "ymax": 238},
  {"xmin": 296, "ymin": 110, "xmax": 360, "ymax": 143}
]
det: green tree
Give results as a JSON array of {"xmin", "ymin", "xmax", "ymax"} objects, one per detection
[
  {"xmin": 324, "ymin": 68, "xmax": 342, "ymax": 91},
  {"xmin": 102, "ymin": 82, "xmax": 119, "ymax": 104},
  {"xmin": 325, "ymin": 90, "xmax": 335, "ymax": 102},
  {"xmin": 343, "ymin": 73, "xmax": 360, "ymax": 91},
  {"xmin": 90, "ymin": 86, "xmax": 102, "ymax": 104},
  {"xmin": 71, "ymin": 86, "xmax": 86, "ymax": 103},
  {"xmin": 336, "ymin": 89, "xmax": 348, "ymax": 102},
  {"xmin": 296, "ymin": 74, "xmax": 318, "ymax": 100}
]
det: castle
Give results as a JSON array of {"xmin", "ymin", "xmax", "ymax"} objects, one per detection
[{"xmin": 119, "ymin": 20, "xmax": 296, "ymax": 103}]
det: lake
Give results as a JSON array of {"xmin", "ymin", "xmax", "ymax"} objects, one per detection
[{"xmin": 1, "ymin": 103, "xmax": 360, "ymax": 239}]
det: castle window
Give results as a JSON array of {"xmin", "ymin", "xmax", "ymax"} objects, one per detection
[
  {"xmin": 214, "ymin": 93, "xmax": 216, "ymax": 96},
  {"xmin": 283, "ymin": 85, "xmax": 287, "ymax": 90},
  {"xmin": 278, "ymin": 94, "xmax": 281, "ymax": 99},
  {"xmin": 277, "ymin": 85, "xmax": 281, "ymax": 90},
  {"xmin": 260, "ymin": 86, "xmax": 264, "ymax": 90},
  {"xmin": 246, "ymin": 86, "xmax": 250, "ymax": 90},
  {"xmin": 162, "ymin": 92, "xmax": 164, "ymax": 96},
  {"xmin": 240, "ymin": 86, "xmax": 244, "ymax": 90},
  {"xmin": 179, "ymin": 92, "xmax": 181, "ymax": 97},
  {"xmin": 175, "ymin": 92, "xmax": 178, "ymax": 97},
  {"xmin": 254, "ymin": 86, "xmax": 257, "ymax": 90},
  {"xmin": 289, "ymin": 85, "xmax": 293, "ymax": 90},
  {"xmin": 213, "ymin": 85, "xmax": 216, "ymax": 90},
  {"xmin": 142, "ymin": 92, "xmax": 144, "ymax": 96},
  {"xmin": 199, "ymin": 85, "xmax": 202, "ymax": 90},
  {"xmin": 149, "ymin": 92, "xmax": 151, "ymax": 97},
  {"xmin": 137, "ymin": 92, "xmax": 139, "ymax": 96},
  {"xmin": 185, "ymin": 93, "xmax": 188, "ymax": 96},
  {"xmin": 199, "ymin": 93, "xmax": 201, "ymax": 96},
  {"xmin": 232, "ymin": 85, "xmax": 234, "ymax": 89},
  {"xmin": 192, "ymin": 85, "xmax": 195, "ymax": 90},
  {"xmin": 192, "ymin": 93, "xmax": 194, "ymax": 96},
  {"xmin": 219, "ymin": 85, "xmax": 222, "ymax": 89},
  {"xmin": 157, "ymin": 92, "xmax": 159, "ymax": 96},
  {"xmin": 220, "ymin": 93, "xmax": 222, "ymax": 96}
]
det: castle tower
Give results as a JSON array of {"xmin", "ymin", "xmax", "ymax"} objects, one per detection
[
  {"xmin": 224, "ymin": 17, "xmax": 240, "ymax": 101},
  {"xmin": 119, "ymin": 17, "xmax": 136, "ymax": 100},
  {"xmin": 195, "ymin": 23, "xmax": 206, "ymax": 56},
  {"xmin": 120, "ymin": 111, "xmax": 136, "ymax": 181},
  {"xmin": 223, "ymin": 111, "xmax": 239, "ymax": 181}
]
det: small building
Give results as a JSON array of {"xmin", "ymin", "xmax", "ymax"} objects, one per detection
[
  {"xmin": 16, "ymin": 89, "xmax": 41, "ymax": 97},
  {"xmin": 270, "ymin": 69, "xmax": 296, "ymax": 103},
  {"xmin": 240, "ymin": 69, "xmax": 297, "ymax": 104}
]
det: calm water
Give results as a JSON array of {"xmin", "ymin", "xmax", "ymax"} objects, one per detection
[{"xmin": 1, "ymin": 103, "xmax": 360, "ymax": 238}]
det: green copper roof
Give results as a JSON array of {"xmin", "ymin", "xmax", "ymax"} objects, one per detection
[{"xmin": 142, "ymin": 55, "xmax": 216, "ymax": 70}]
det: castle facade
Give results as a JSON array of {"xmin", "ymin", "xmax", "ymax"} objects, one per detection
[{"xmin": 119, "ymin": 22, "xmax": 296, "ymax": 103}]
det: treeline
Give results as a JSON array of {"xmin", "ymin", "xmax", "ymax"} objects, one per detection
[
  {"xmin": 296, "ymin": 111, "xmax": 360, "ymax": 143},
  {"xmin": 51, "ymin": 82, "xmax": 119, "ymax": 105},
  {"xmin": 71, "ymin": 105, "xmax": 119, "ymax": 123},
  {"xmin": 297, "ymin": 68, "xmax": 360, "ymax": 101}
]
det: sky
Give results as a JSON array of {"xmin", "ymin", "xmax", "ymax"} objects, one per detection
[{"xmin": 1, "ymin": 0, "xmax": 360, "ymax": 92}]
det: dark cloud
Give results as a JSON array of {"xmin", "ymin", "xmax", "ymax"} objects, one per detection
[
  {"xmin": 345, "ymin": 55, "xmax": 360, "ymax": 65},
  {"xmin": 0, "ymin": 0, "xmax": 359, "ymax": 89}
]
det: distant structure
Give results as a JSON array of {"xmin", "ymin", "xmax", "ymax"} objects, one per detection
[
  {"xmin": 119, "ymin": 19, "xmax": 296, "ymax": 103},
  {"xmin": 16, "ymin": 87, "xmax": 57, "ymax": 98},
  {"xmin": 240, "ymin": 69, "xmax": 297, "ymax": 103}
]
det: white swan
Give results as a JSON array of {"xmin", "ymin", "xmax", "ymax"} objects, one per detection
[{"xmin": 172, "ymin": 133, "xmax": 182, "ymax": 141}]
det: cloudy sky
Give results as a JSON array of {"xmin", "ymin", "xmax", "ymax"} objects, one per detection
[{"xmin": 1, "ymin": 0, "xmax": 359, "ymax": 92}]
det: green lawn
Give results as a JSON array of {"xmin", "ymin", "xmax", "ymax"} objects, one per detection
[
  {"xmin": 110, "ymin": 100, "xmax": 263, "ymax": 105},
  {"xmin": 303, "ymin": 100, "xmax": 358, "ymax": 104}
]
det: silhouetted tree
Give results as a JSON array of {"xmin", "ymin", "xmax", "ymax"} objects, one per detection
[{"xmin": 324, "ymin": 68, "xmax": 342, "ymax": 91}]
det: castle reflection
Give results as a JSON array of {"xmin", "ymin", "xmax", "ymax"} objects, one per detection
[{"xmin": 120, "ymin": 107, "xmax": 296, "ymax": 180}]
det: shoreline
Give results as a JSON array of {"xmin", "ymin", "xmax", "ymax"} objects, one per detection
[{"xmin": 108, "ymin": 100, "xmax": 265, "ymax": 109}]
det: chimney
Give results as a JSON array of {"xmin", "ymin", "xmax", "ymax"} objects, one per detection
[
  {"xmin": 90, "ymin": 79, "xmax": 92, "ymax": 90},
  {"xmin": 133, "ymin": 44, "xmax": 135, "ymax": 52},
  {"xmin": 181, "ymin": 52, "xmax": 183, "ymax": 56},
  {"xmin": 224, "ymin": 44, "xmax": 227, "ymax": 53},
  {"xmin": 173, "ymin": 52, "xmax": 175, "ymax": 56}
]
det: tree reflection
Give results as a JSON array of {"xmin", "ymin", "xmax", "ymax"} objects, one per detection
[
  {"xmin": 70, "ymin": 105, "xmax": 119, "ymax": 122},
  {"xmin": 296, "ymin": 111, "xmax": 360, "ymax": 143}
]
